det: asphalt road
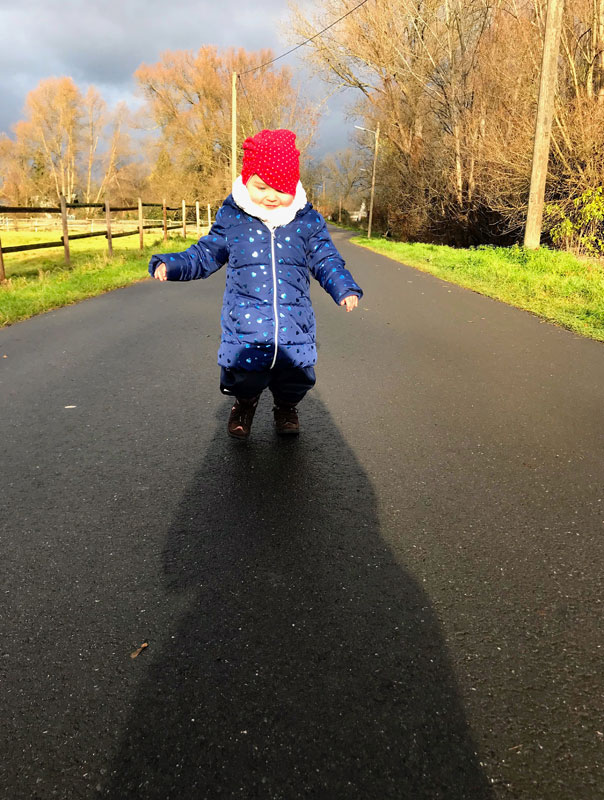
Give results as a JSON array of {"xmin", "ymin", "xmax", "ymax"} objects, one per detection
[{"xmin": 1, "ymin": 228, "xmax": 603, "ymax": 799}]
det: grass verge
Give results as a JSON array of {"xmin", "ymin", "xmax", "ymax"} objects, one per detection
[
  {"xmin": 352, "ymin": 237, "xmax": 604, "ymax": 342},
  {"xmin": 0, "ymin": 235, "xmax": 198, "ymax": 327},
  {"xmin": 328, "ymin": 221, "xmax": 365, "ymax": 233}
]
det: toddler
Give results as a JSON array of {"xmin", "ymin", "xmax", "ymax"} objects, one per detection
[{"xmin": 149, "ymin": 128, "xmax": 363, "ymax": 439}]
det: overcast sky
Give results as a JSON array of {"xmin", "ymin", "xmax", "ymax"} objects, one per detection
[{"xmin": 0, "ymin": 0, "xmax": 358, "ymax": 157}]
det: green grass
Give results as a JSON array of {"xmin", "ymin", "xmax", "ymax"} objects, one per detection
[
  {"xmin": 0, "ymin": 232, "xmax": 201, "ymax": 326},
  {"xmin": 353, "ymin": 237, "xmax": 604, "ymax": 341},
  {"xmin": 328, "ymin": 220, "xmax": 365, "ymax": 233}
]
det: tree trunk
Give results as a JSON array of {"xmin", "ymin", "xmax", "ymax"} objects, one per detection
[
  {"xmin": 86, "ymin": 136, "xmax": 97, "ymax": 205},
  {"xmin": 453, "ymin": 120, "xmax": 464, "ymax": 207},
  {"xmin": 597, "ymin": 0, "xmax": 604, "ymax": 99},
  {"xmin": 445, "ymin": 0, "xmax": 464, "ymax": 207}
]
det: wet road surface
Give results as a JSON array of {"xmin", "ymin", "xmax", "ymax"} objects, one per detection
[{"xmin": 1, "ymin": 228, "xmax": 603, "ymax": 798}]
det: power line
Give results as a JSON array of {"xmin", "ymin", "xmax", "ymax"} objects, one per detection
[
  {"xmin": 239, "ymin": 0, "xmax": 373, "ymax": 76},
  {"xmin": 237, "ymin": 74, "xmax": 255, "ymax": 122}
]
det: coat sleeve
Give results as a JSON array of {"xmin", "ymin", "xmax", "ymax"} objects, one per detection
[
  {"xmin": 306, "ymin": 217, "xmax": 363, "ymax": 304},
  {"xmin": 148, "ymin": 206, "xmax": 229, "ymax": 281}
]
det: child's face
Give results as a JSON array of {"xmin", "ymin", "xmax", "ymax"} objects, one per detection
[{"xmin": 246, "ymin": 174, "xmax": 295, "ymax": 209}]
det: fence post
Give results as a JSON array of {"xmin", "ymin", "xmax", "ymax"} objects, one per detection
[
  {"xmin": 138, "ymin": 197, "xmax": 144, "ymax": 252},
  {"xmin": 182, "ymin": 200, "xmax": 186, "ymax": 238},
  {"xmin": 0, "ymin": 237, "xmax": 6, "ymax": 283},
  {"xmin": 207, "ymin": 203, "xmax": 211, "ymax": 228},
  {"xmin": 163, "ymin": 199, "xmax": 167, "ymax": 242},
  {"xmin": 105, "ymin": 199, "xmax": 113, "ymax": 258},
  {"xmin": 196, "ymin": 201, "xmax": 200, "ymax": 236},
  {"xmin": 60, "ymin": 195, "xmax": 71, "ymax": 267}
]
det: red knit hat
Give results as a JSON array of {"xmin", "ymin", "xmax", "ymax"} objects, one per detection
[{"xmin": 241, "ymin": 129, "xmax": 300, "ymax": 196}]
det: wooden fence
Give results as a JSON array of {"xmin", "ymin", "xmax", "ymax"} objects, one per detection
[{"xmin": 0, "ymin": 196, "xmax": 212, "ymax": 283}]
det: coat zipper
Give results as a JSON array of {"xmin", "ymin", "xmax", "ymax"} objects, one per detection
[{"xmin": 269, "ymin": 229, "xmax": 279, "ymax": 369}]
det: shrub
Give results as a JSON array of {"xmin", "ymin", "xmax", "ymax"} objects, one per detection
[{"xmin": 545, "ymin": 188, "xmax": 604, "ymax": 256}]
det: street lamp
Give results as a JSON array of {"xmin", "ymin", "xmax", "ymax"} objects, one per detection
[{"xmin": 355, "ymin": 123, "xmax": 380, "ymax": 238}]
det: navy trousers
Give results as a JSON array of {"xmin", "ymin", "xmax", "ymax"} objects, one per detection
[{"xmin": 220, "ymin": 366, "xmax": 316, "ymax": 405}]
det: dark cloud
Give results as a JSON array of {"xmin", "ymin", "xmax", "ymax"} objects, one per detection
[{"xmin": 0, "ymin": 0, "xmax": 356, "ymax": 154}]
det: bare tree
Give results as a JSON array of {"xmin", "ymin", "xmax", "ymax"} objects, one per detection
[
  {"xmin": 1, "ymin": 77, "xmax": 140, "ymax": 207},
  {"xmin": 289, "ymin": 0, "xmax": 494, "ymax": 231},
  {"xmin": 0, "ymin": 134, "xmax": 37, "ymax": 205},
  {"xmin": 290, "ymin": 0, "xmax": 604, "ymax": 248},
  {"xmin": 13, "ymin": 77, "xmax": 82, "ymax": 202},
  {"xmin": 93, "ymin": 103, "xmax": 133, "ymax": 204},
  {"xmin": 135, "ymin": 46, "xmax": 318, "ymax": 208},
  {"xmin": 321, "ymin": 148, "xmax": 365, "ymax": 210},
  {"xmin": 82, "ymin": 87, "xmax": 106, "ymax": 205}
]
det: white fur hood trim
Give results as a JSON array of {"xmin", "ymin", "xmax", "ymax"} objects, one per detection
[{"xmin": 231, "ymin": 176, "xmax": 308, "ymax": 230}]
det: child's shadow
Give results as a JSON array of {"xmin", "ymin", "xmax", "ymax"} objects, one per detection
[{"xmin": 106, "ymin": 396, "xmax": 492, "ymax": 799}]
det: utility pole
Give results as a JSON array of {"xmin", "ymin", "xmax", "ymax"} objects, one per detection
[
  {"xmin": 524, "ymin": 0, "xmax": 565, "ymax": 249},
  {"xmin": 355, "ymin": 122, "xmax": 380, "ymax": 238},
  {"xmin": 368, "ymin": 122, "xmax": 380, "ymax": 239},
  {"xmin": 231, "ymin": 72, "xmax": 237, "ymax": 186}
]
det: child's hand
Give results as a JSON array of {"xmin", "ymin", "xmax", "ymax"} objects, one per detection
[
  {"xmin": 153, "ymin": 263, "xmax": 167, "ymax": 281},
  {"xmin": 340, "ymin": 295, "xmax": 359, "ymax": 312}
]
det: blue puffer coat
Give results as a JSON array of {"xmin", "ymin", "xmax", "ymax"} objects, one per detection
[{"xmin": 148, "ymin": 194, "xmax": 363, "ymax": 371}]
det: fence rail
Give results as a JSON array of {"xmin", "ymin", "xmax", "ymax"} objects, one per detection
[{"xmin": 0, "ymin": 196, "xmax": 213, "ymax": 283}]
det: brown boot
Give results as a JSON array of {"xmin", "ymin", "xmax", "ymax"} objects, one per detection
[
  {"xmin": 273, "ymin": 402, "xmax": 300, "ymax": 435},
  {"xmin": 227, "ymin": 396, "xmax": 259, "ymax": 439}
]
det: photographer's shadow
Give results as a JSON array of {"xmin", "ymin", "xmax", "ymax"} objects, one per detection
[{"xmin": 107, "ymin": 396, "xmax": 492, "ymax": 799}]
